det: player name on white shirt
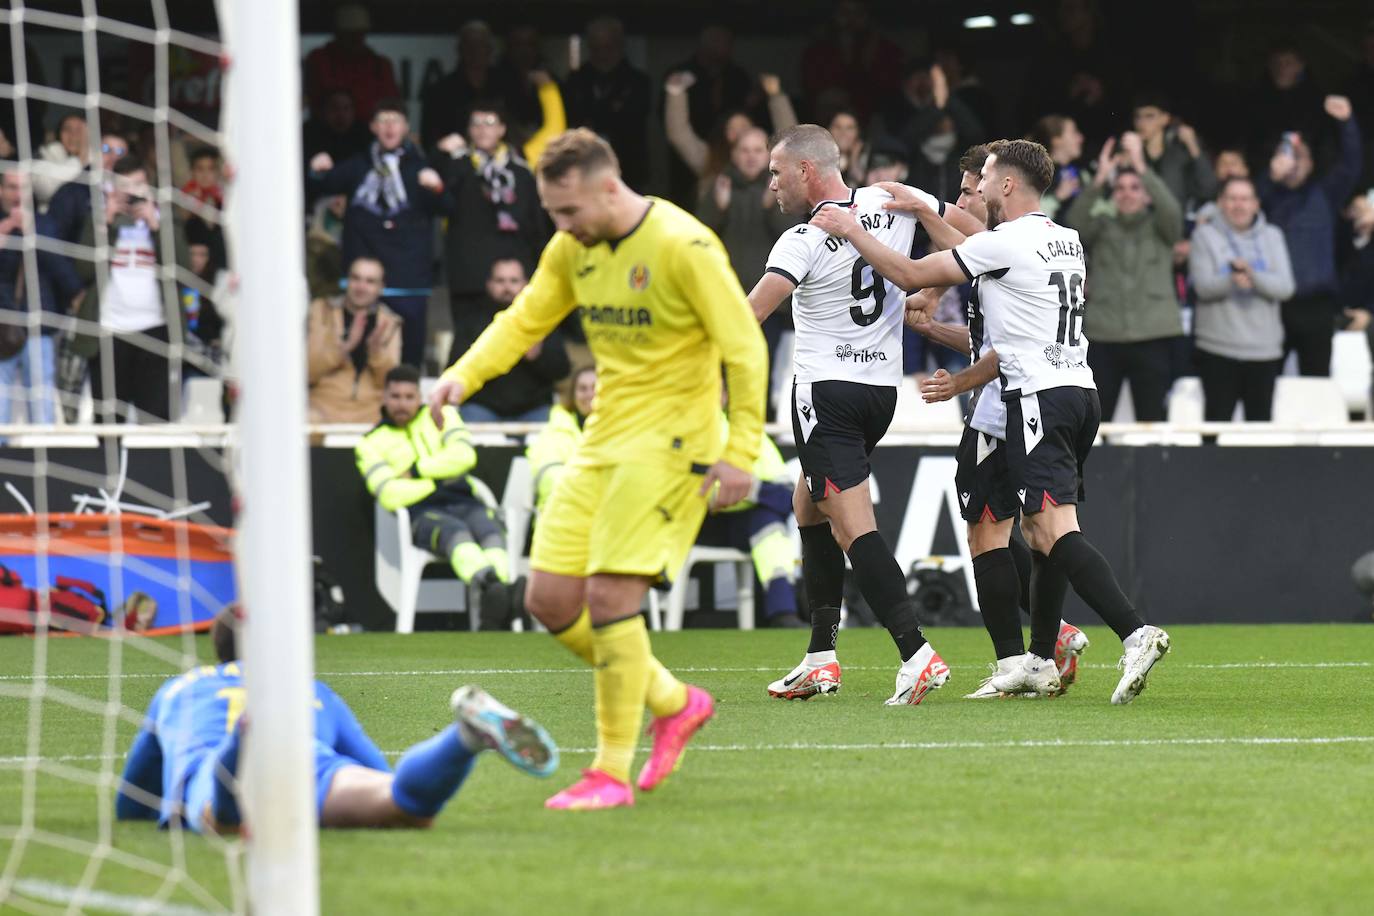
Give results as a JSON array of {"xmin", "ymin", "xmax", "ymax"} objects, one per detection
[
  {"xmin": 951, "ymin": 211, "xmax": 1096, "ymax": 399},
  {"xmin": 766, "ymin": 185, "xmax": 944, "ymax": 387}
]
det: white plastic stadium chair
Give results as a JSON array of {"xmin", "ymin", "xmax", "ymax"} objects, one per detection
[
  {"xmin": 1166, "ymin": 376, "xmax": 1204, "ymax": 425},
  {"xmin": 375, "ymin": 476, "xmax": 502, "ymax": 634},
  {"xmin": 1330, "ymin": 330, "xmax": 1372, "ymax": 417},
  {"xmin": 180, "ymin": 376, "xmax": 224, "ymax": 424},
  {"xmin": 1271, "ymin": 376, "xmax": 1349, "ymax": 428},
  {"xmin": 663, "ymin": 546, "xmax": 755, "ymax": 631}
]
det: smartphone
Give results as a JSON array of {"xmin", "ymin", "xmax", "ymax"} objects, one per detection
[
  {"xmin": 1279, "ymin": 131, "xmax": 1299, "ymax": 158},
  {"xmin": 127, "ymin": 195, "xmax": 146, "ymax": 208}
]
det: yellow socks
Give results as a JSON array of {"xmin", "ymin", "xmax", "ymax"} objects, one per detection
[
  {"xmin": 553, "ymin": 608, "xmax": 687, "ymax": 718},
  {"xmin": 551, "ymin": 607, "xmax": 595, "ymax": 666},
  {"xmin": 645, "ymin": 656, "xmax": 687, "ymax": 719},
  {"xmin": 590, "ymin": 615, "xmax": 653, "ymax": 784}
]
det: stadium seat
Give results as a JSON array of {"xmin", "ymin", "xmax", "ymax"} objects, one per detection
[
  {"xmin": 1330, "ymin": 330, "xmax": 1372, "ymax": 417},
  {"xmin": 1166, "ymin": 376, "xmax": 1204, "ymax": 425},
  {"xmin": 1271, "ymin": 376, "xmax": 1349, "ymax": 427},
  {"xmin": 375, "ymin": 476, "xmax": 503, "ymax": 634},
  {"xmin": 890, "ymin": 376, "xmax": 963, "ymax": 432},
  {"xmin": 180, "ymin": 377, "xmax": 224, "ymax": 424},
  {"xmin": 662, "ymin": 545, "xmax": 754, "ymax": 631}
]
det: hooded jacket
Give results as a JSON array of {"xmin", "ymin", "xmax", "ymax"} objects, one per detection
[{"xmin": 1188, "ymin": 212, "xmax": 1295, "ymax": 361}]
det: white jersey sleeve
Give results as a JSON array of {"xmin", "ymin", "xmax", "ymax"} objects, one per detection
[
  {"xmin": 775, "ymin": 184, "xmax": 942, "ymax": 386},
  {"xmin": 764, "ymin": 224, "xmax": 820, "ymax": 289},
  {"xmin": 952, "ymin": 213, "xmax": 1095, "ymax": 399}
]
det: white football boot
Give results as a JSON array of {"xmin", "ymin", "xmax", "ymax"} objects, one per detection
[
  {"xmin": 964, "ymin": 656, "xmax": 1024, "ymax": 699},
  {"xmin": 767, "ymin": 651, "xmax": 842, "ymax": 700},
  {"xmin": 884, "ymin": 643, "xmax": 951, "ymax": 706},
  {"xmin": 987, "ymin": 653, "xmax": 1061, "ymax": 698},
  {"xmin": 1111, "ymin": 626, "xmax": 1171, "ymax": 705}
]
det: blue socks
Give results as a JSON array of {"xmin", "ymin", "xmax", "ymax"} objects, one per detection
[
  {"xmin": 210, "ymin": 725, "xmax": 243, "ymax": 826},
  {"xmin": 390, "ymin": 727, "xmax": 477, "ymax": 818}
]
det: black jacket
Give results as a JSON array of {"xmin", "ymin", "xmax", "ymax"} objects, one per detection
[
  {"xmin": 0, "ymin": 213, "xmax": 84, "ymax": 335},
  {"xmin": 440, "ymin": 151, "xmax": 548, "ymax": 297},
  {"xmin": 307, "ymin": 141, "xmax": 452, "ymax": 290},
  {"xmin": 455, "ymin": 296, "xmax": 571, "ymax": 417}
]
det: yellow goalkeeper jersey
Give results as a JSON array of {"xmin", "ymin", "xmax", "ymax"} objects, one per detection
[{"xmin": 444, "ymin": 198, "xmax": 767, "ymax": 472}]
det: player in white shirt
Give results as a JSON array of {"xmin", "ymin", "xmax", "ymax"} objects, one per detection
[
  {"xmin": 748, "ymin": 124, "xmax": 984, "ymax": 707},
  {"xmin": 811, "ymin": 138, "xmax": 1170, "ymax": 706},
  {"xmin": 896, "ymin": 144, "xmax": 1089, "ymax": 697}
]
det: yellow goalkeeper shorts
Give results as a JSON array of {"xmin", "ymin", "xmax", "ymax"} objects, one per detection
[{"xmin": 531, "ymin": 462, "xmax": 708, "ymax": 585}]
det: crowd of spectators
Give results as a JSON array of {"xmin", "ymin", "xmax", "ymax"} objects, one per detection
[{"xmin": 4, "ymin": 2, "xmax": 1374, "ymax": 429}]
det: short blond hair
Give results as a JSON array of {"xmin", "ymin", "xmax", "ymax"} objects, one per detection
[{"xmin": 537, "ymin": 128, "xmax": 621, "ymax": 181}]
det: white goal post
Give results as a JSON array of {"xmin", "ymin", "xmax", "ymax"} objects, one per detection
[{"xmin": 223, "ymin": 0, "xmax": 320, "ymax": 912}]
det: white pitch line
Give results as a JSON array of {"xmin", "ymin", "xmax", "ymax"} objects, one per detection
[
  {"xmin": 5, "ymin": 735, "xmax": 1373, "ymax": 767},
  {"xmin": 0, "ymin": 660, "xmax": 1368, "ymax": 683},
  {"xmin": 8, "ymin": 878, "xmax": 218, "ymax": 916}
]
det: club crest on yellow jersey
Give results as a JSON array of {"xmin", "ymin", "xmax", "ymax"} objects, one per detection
[{"xmin": 628, "ymin": 263, "xmax": 651, "ymax": 290}]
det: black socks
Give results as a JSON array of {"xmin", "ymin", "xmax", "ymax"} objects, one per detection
[
  {"xmin": 1046, "ymin": 531, "xmax": 1144, "ymax": 641},
  {"xmin": 972, "ymin": 548, "xmax": 1024, "ymax": 660},
  {"xmin": 846, "ymin": 530, "xmax": 927, "ymax": 661},
  {"xmin": 799, "ymin": 522, "xmax": 845, "ymax": 654}
]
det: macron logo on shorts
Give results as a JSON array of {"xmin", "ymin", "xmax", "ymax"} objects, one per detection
[{"xmin": 794, "ymin": 382, "xmax": 819, "ymax": 442}]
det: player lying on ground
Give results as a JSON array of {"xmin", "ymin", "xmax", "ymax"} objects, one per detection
[
  {"xmin": 892, "ymin": 142, "xmax": 1089, "ymax": 698},
  {"xmin": 810, "ymin": 139, "xmax": 1170, "ymax": 704},
  {"xmin": 116, "ymin": 606, "xmax": 557, "ymax": 833},
  {"xmin": 429, "ymin": 129, "xmax": 769, "ymax": 809},
  {"xmin": 749, "ymin": 124, "xmax": 982, "ymax": 706}
]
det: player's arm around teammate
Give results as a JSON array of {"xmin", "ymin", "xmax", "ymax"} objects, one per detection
[{"xmin": 809, "ymin": 203, "xmax": 968, "ymax": 294}]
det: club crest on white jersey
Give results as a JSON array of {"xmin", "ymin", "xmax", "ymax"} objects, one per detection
[{"xmin": 765, "ymin": 185, "xmax": 943, "ymax": 386}]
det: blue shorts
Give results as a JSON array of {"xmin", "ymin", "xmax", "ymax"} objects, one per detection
[{"xmin": 180, "ymin": 741, "xmax": 364, "ymax": 833}]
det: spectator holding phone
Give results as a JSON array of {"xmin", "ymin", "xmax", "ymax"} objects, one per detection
[
  {"xmin": 1066, "ymin": 132, "xmax": 1184, "ymax": 421},
  {"xmin": 1188, "ymin": 177, "xmax": 1294, "ymax": 420},
  {"xmin": 1256, "ymin": 95, "xmax": 1362, "ymax": 376},
  {"xmin": 1131, "ymin": 92, "xmax": 1217, "ymax": 217}
]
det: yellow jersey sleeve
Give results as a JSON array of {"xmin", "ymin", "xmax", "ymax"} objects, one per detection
[
  {"xmin": 671, "ymin": 235, "xmax": 767, "ymax": 470},
  {"xmin": 442, "ymin": 233, "xmax": 578, "ymax": 396}
]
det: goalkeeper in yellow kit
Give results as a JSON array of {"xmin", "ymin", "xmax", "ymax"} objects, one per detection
[{"xmin": 429, "ymin": 129, "xmax": 767, "ymax": 810}]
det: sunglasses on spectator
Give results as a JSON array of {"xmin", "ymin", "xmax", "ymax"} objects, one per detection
[
  {"xmin": 470, "ymin": 115, "xmax": 501, "ymax": 127},
  {"xmin": 102, "ymin": 144, "xmax": 128, "ymax": 155}
]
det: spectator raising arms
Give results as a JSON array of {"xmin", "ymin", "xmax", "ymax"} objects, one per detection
[
  {"xmin": 75, "ymin": 156, "xmax": 188, "ymax": 424},
  {"xmin": 308, "ymin": 100, "xmax": 451, "ymax": 369},
  {"xmin": 1066, "ymin": 132, "xmax": 1184, "ymax": 421},
  {"xmin": 1257, "ymin": 95, "xmax": 1363, "ymax": 377},
  {"xmin": 436, "ymin": 102, "xmax": 548, "ymax": 351},
  {"xmin": 665, "ymin": 71, "xmax": 796, "ymax": 195},
  {"xmin": 1131, "ymin": 92, "xmax": 1217, "ymax": 217},
  {"xmin": 1188, "ymin": 177, "xmax": 1295, "ymax": 421}
]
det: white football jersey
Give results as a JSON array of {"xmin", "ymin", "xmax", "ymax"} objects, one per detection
[
  {"xmin": 964, "ymin": 283, "xmax": 1008, "ymax": 440},
  {"xmin": 766, "ymin": 185, "xmax": 944, "ymax": 386},
  {"xmin": 952, "ymin": 211, "xmax": 1095, "ymax": 399}
]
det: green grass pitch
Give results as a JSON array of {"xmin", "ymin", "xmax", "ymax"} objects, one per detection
[{"xmin": 2, "ymin": 624, "xmax": 1372, "ymax": 915}]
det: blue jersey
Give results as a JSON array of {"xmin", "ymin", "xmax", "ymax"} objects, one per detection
[{"xmin": 117, "ymin": 663, "xmax": 388, "ymax": 827}]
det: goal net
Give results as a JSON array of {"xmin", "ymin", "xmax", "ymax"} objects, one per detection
[{"xmin": 0, "ymin": 1, "xmax": 316, "ymax": 913}]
